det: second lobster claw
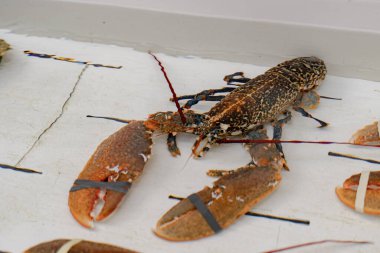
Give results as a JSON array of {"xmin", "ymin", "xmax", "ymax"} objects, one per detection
[
  {"xmin": 155, "ymin": 165, "xmax": 281, "ymax": 241},
  {"xmin": 336, "ymin": 171, "xmax": 380, "ymax": 215}
]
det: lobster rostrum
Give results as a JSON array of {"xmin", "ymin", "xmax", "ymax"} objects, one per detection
[{"xmin": 69, "ymin": 56, "xmax": 328, "ymax": 229}]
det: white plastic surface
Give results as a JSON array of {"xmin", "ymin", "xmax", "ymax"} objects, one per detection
[{"xmin": 0, "ymin": 30, "xmax": 379, "ymax": 252}]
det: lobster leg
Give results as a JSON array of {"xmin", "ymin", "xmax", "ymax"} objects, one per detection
[
  {"xmin": 272, "ymin": 111, "xmax": 292, "ymax": 166},
  {"xmin": 173, "ymin": 87, "xmax": 235, "ymax": 109},
  {"xmin": 182, "ymin": 95, "xmax": 225, "ymax": 109},
  {"xmin": 173, "ymin": 71, "xmax": 251, "ymax": 108},
  {"xmin": 293, "ymin": 106, "xmax": 328, "ymax": 128},
  {"xmin": 292, "ymin": 90, "xmax": 328, "ymax": 128},
  {"xmin": 167, "ymin": 132, "xmax": 181, "ymax": 157},
  {"xmin": 223, "ymin": 72, "xmax": 251, "ymax": 86}
]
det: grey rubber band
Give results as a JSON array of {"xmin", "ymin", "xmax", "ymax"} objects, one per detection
[
  {"xmin": 70, "ymin": 179, "xmax": 131, "ymax": 193},
  {"xmin": 188, "ymin": 193, "xmax": 222, "ymax": 233}
]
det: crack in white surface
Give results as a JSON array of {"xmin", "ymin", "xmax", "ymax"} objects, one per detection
[{"xmin": 15, "ymin": 65, "xmax": 89, "ymax": 166}]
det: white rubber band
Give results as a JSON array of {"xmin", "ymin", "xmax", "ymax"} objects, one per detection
[
  {"xmin": 354, "ymin": 171, "xmax": 370, "ymax": 213},
  {"xmin": 57, "ymin": 239, "xmax": 82, "ymax": 253}
]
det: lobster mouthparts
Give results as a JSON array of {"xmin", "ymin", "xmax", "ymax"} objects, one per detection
[{"xmin": 68, "ymin": 121, "xmax": 153, "ymax": 228}]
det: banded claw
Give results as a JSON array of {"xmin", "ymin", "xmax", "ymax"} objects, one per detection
[
  {"xmin": 68, "ymin": 121, "xmax": 152, "ymax": 228},
  {"xmin": 155, "ymin": 128, "xmax": 284, "ymax": 241},
  {"xmin": 336, "ymin": 171, "xmax": 380, "ymax": 215},
  {"xmin": 24, "ymin": 239, "xmax": 137, "ymax": 253},
  {"xmin": 155, "ymin": 165, "xmax": 281, "ymax": 241}
]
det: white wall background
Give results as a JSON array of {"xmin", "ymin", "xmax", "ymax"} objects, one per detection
[
  {"xmin": 59, "ymin": 0, "xmax": 380, "ymax": 32},
  {"xmin": 1, "ymin": 0, "xmax": 380, "ymax": 80}
]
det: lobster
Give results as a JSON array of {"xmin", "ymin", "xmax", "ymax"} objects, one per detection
[{"xmin": 68, "ymin": 57, "xmax": 328, "ymax": 233}]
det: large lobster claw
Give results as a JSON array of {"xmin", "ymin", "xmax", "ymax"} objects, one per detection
[
  {"xmin": 336, "ymin": 171, "xmax": 380, "ymax": 215},
  {"xmin": 68, "ymin": 121, "xmax": 152, "ymax": 228},
  {"xmin": 155, "ymin": 166, "xmax": 281, "ymax": 241},
  {"xmin": 24, "ymin": 239, "xmax": 137, "ymax": 253},
  {"xmin": 155, "ymin": 128, "xmax": 284, "ymax": 241}
]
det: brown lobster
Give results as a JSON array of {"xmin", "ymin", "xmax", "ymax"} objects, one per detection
[{"xmin": 68, "ymin": 57, "xmax": 328, "ymax": 236}]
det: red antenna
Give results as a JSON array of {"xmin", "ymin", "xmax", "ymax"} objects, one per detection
[
  {"xmin": 149, "ymin": 51, "xmax": 187, "ymax": 125},
  {"xmin": 218, "ymin": 139, "xmax": 380, "ymax": 148}
]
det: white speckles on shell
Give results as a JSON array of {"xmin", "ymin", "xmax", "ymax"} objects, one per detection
[
  {"xmin": 268, "ymin": 180, "xmax": 279, "ymax": 188},
  {"xmin": 220, "ymin": 123, "xmax": 230, "ymax": 131},
  {"xmin": 236, "ymin": 196, "xmax": 244, "ymax": 203},
  {"xmin": 211, "ymin": 191, "xmax": 223, "ymax": 200},
  {"xmin": 107, "ymin": 165, "xmax": 120, "ymax": 173},
  {"xmin": 247, "ymin": 124, "xmax": 256, "ymax": 130},
  {"xmin": 139, "ymin": 153, "xmax": 148, "ymax": 162}
]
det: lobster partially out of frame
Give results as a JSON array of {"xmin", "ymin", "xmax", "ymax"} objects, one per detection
[
  {"xmin": 69, "ymin": 57, "xmax": 328, "ymax": 238},
  {"xmin": 335, "ymin": 121, "xmax": 380, "ymax": 216}
]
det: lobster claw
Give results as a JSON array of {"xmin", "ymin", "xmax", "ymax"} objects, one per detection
[
  {"xmin": 155, "ymin": 166, "xmax": 281, "ymax": 241},
  {"xmin": 155, "ymin": 128, "xmax": 285, "ymax": 241},
  {"xmin": 68, "ymin": 121, "xmax": 152, "ymax": 228},
  {"xmin": 350, "ymin": 120, "xmax": 380, "ymax": 145},
  {"xmin": 24, "ymin": 239, "xmax": 137, "ymax": 253},
  {"xmin": 336, "ymin": 171, "xmax": 380, "ymax": 215}
]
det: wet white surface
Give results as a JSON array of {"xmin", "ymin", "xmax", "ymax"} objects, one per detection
[{"xmin": 0, "ymin": 30, "xmax": 379, "ymax": 252}]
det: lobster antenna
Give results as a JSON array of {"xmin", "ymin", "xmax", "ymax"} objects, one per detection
[
  {"xmin": 148, "ymin": 51, "xmax": 187, "ymax": 125},
  {"xmin": 0, "ymin": 163, "xmax": 42, "ymax": 174},
  {"xmin": 320, "ymin": 95, "xmax": 342, "ymax": 100},
  {"xmin": 218, "ymin": 139, "xmax": 380, "ymax": 148},
  {"xmin": 86, "ymin": 115, "xmax": 132, "ymax": 124},
  {"xmin": 328, "ymin": 151, "xmax": 380, "ymax": 165},
  {"xmin": 263, "ymin": 239, "xmax": 371, "ymax": 253}
]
